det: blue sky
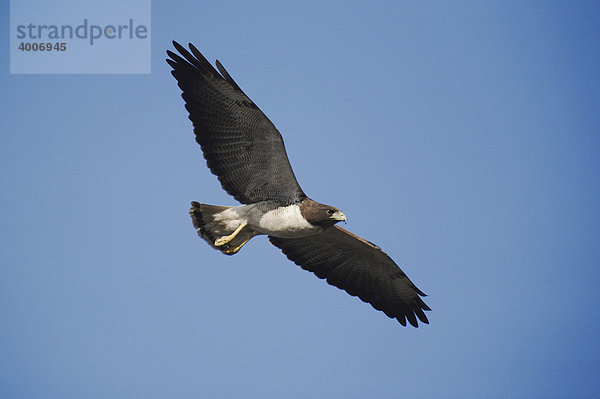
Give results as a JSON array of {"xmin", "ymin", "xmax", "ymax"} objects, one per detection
[{"xmin": 2, "ymin": 1, "xmax": 599, "ymax": 398}]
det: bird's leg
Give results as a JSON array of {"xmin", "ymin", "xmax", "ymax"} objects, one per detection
[
  {"xmin": 222, "ymin": 232, "xmax": 257, "ymax": 255},
  {"xmin": 214, "ymin": 222, "xmax": 247, "ymax": 247}
]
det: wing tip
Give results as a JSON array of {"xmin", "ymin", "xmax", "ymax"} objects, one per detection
[
  {"xmin": 396, "ymin": 309, "xmax": 430, "ymax": 328},
  {"xmin": 172, "ymin": 40, "xmax": 186, "ymax": 54}
]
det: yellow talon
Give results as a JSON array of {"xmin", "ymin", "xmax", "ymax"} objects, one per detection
[
  {"xmin": 222, "ymin": 235, "xmax": 253, "ymax": 255},
  {"xmin": 214, "ymin": 222, "xmax": 247, "ymax": 247}
]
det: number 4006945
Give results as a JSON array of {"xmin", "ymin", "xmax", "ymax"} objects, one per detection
[{"xmin": 18, "ymin": 42, "xmax": 67, "ymax": 52}]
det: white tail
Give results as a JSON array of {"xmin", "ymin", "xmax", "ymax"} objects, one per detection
[{"xmin": 189, "ymin": 202, "xmax": 257, "ymax": 255}]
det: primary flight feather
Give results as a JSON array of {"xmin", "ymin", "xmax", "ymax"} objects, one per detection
[{"xmin": 166, "ymin": 42, "xmax": 430, "ymax": 327}]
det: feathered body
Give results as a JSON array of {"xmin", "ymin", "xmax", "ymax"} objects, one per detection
[{"xmin": 167, "ymin": 42, "xmax": 431, "ymax": 327}]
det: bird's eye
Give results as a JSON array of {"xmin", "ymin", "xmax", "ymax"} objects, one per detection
[{"xmin": 326, "ymin": 209, "xmax": 335, "ymax": 215}]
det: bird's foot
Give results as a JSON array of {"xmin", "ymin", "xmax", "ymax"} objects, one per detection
[
  {"xmin": 214, "ymin": 222, "xmax": 247, "ymax": 247},
  {"xmin": 222, "ymin": 235, "xmax": 254, "ymax": 255}
]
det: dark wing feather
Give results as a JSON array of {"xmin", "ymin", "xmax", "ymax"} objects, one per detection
[
  {"xmin": 166, "ymin": 42, "xmax": 305, "ymax": 205},
  {"xmin": 269, "ymin": 225, "xmax": 431, "ymax": 327}
]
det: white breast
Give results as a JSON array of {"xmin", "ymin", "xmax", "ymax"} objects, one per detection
[{"xmin": 250, "ymin": 204, "xmax": 320, "ymax": 238}]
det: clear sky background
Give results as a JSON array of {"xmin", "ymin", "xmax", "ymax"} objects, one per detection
[{"xmin": 2, "ymin": 1, "xmax": 599, "ymax": 398}]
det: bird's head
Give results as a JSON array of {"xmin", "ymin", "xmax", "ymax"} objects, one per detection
[
  {"xmin": 300, "ymin": 198, "xmax": 347, "ymax": 228},
  {"xmin": 323, "ymin": 206, "xmax": 347, "ymax": 224}
]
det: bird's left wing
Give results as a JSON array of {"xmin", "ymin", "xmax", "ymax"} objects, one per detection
[
  {"xmin": 269, "ymin": 225, "xmax": 430, "ymax": 327},
  {"xmin": 166, "ymin": 42, "xmax": 306, "ymax": 205}
]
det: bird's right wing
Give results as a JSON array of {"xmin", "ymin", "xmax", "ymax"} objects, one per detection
[
  {"xmin": 269, "ymin": 225, "xmax": 430, "ymax": 327},
  {"xmin": 166, "ymin": 42, "xmax": 306, "ymax": 205}
]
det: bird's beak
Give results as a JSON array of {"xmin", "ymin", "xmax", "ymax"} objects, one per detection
[{"xmin": 332, "ymin": 211, "xmax": 347, "ymax": 224}]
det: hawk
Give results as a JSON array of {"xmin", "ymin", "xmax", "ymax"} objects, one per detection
[{"xmin": 166, "ymin": 42, "xmax": 430, "ymax": 327}]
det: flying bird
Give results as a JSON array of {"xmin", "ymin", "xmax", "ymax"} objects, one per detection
[{"xmin": 166, "ymin": 42, "xmax": 430, "ymax": 327}]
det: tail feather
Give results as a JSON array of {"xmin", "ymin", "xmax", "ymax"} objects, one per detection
[{"xmin": 189, "ymin": 201, "xmax": 256, "ymax": 255}]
